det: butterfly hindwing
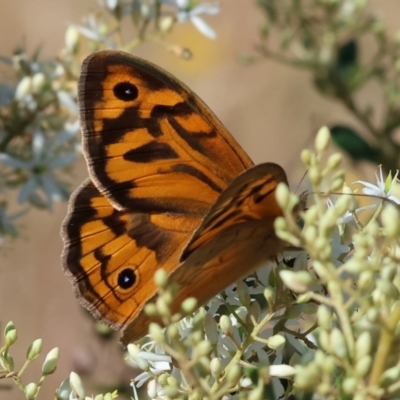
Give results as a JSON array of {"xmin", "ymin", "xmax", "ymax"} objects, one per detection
[
  {"xmin": 180, "ymin": 162, "xmax": 288, "ymax": 260},
  {"xmin": 119, "ymin": 163, "xmax": 290, "ymax": 343},
  {"xmin": 62, "ymin": 179, "xmax": 201, "ymax": 329}
]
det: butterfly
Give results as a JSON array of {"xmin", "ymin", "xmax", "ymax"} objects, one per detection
[{"xmin": 61, "ymin": 50, "xmax": 300, "ymax": 345}]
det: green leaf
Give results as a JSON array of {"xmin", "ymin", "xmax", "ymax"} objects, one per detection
[
  {"xmin": 330, "ymin": 125, "xmax": 380, "ymax": 164},
  {"xmin": 336, "ymin": 40, "xmax": 358, "ymax": 71}
]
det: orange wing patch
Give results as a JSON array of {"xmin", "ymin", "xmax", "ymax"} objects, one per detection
[
  {"xmin": 62, "ymin": 179, "xmax": 198, "ymax": 329},
  {"xmin": 79, "ymin": 51, "xmax": 253, "ymax": 214}
]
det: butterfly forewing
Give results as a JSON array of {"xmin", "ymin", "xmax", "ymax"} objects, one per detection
[{"xmin": 79, "ymin": 50, "xmax": 253, "ymax": 213}]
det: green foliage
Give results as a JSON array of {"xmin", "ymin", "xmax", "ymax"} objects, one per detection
[{"xmin": 330, "ymin": 124, "xmax": 380, "ymax": 164}]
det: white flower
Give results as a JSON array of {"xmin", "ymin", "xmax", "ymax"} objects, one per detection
[
  {"xmin": 0, "ymin": 127, "xmax": 77, "ymax": 208},
  {"xmin": 354, "ymin": 166, "xmax": 400, "ymax": 204},
  {"xmin": 164, "ymin": 0, "xmax": 220, "ymax": 39},
  {"xmin": 326, "ymin": 198, "xmax": 375, "ymax": 225},
  {"xmin": 128, "ymin": 342, "xmax": 173, "ymax": 399},
  {"xmin": 331, "ymin": 228, "xmax": 351, "ymax": 264}
]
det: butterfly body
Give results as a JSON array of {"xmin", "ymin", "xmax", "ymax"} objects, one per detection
[{"xmin": 61, "ymin": 50, "xmax": 293, "ymax": 344}]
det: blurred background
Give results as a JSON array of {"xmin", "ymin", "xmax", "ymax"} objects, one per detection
[{"xmin": 0, "ymin": 0, "xmax": 399, "ymax": 398}]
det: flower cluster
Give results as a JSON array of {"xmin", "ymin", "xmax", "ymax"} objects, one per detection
[
  {"xmin": 121, "ymin": 127, "xmax": 400, "ymax": 400},
  {"xmin": 0, "ymin": 0, "xmax": 220, "ymax": 246}
]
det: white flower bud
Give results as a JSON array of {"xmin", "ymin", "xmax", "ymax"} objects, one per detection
[
  {"xmin": 330, "ymin": 328, "xmax": 347, "ymax": 358},
  {"xmin": 382, "ymin": 205, "xmax": 400, "ymax": 238},
  {"xmin": 144, "ymin": 303, "xmax": 158, "ymax": 316},
  {"xmin": 263, "ymin": 287, "xmax": 275, "ymax": 305},
  {"xmin": 42, "ymin": 347, "xmax": 59, "ymax": 375},
  {"xmin": 65, "ymin": 26, "xmax": 80, "ymax": 52},
  {"xmin": 219, "ymin": 315, "xmax": 232, "ymax": 335},
  {"xmin": 164, "ymin": 385, "xmax": 179, "ymax": 399},
  {"xmin": 315, "ymin": 126, "xmax": 331, "ymax": 153},
  {"xmin": 167, "ymin": 323, "xmax": 179, "ymax": 339},
  {"xmin": 210, "ymin": 358, "xmax": 223, "ymax": 378},
  {"xmin": 5, "ymin": 328, "xmax": 17, "ymax": 346},
  {"xmin": 318, "ymin": 330, "xmax": 331, "ymax": 353},
  {"xmin": 309, "ymin": 166, "xmax": 321, "ymax": 186},
  {"xmin": 355, "ymin": 331, "xmax": 371, "ymax": 360},
  {"xmin": 127, "ymin": 343, "xmax": 140, "ymax": 358},
  {"xmin": 24, "ymin": 382, "xmax": 38, "ymax": 400},
  {"xmin": 149, "ymin": 323, "xmax": 165, "ymax": 343},
  {"xmin": 329, "ymin": 171, "xmax": 345, "ymax": 192},
  {"xmin": 154, "ymin": 269, "xmax": 168, "ymax": 288},
  {"xmin": 279, "ymin": 270, "xmax": 313, "ymax": 293},
  {"xmin": 156, "ymin": 297, "xmax": 171, "ymax": 317},
  {"xmin": 355, "ymin": 355, "xmax": 372, "ymax": 377},
  {"xmin": 147, "ymin": 379, "xmax": 159, "ymax": 399},
  {"xmin": 69, "ymin": 371, "xmax": 85, "ymax": 399},
  {"xmin": 27, "ymin": 339, "xmax": 42, "ymax": 361},
  {"xmin": 380, "ymin": 365, "xmax": 400, "ymax": 387},
  {"xmin": 193, "ymin": 340, "xmax": 212, "ymax": 358},
  {"xmin": 160, "ymin": 16, "xmax": 174, "ymax": 33},
  {"xmin": 226, "ymin": 364, "xmax": 241, "ymax": 385},
  {"xmin": 266, "ymin": 334, "xmax": 285, "ymax": 349},
  {"xmin": 300, "ymin": 149, "xmax": 313, "ymax": 166},
  {"xmin": 181, "ymin": 297, "xmax": 197, "ymax": 314},
  {"xmin": 31, "ymin": 73, "xmax": 45, "ymax": 93},
  {"xmin": 358, "ymin": 270, "xmax": 373, "ymax": 290},
  {"xmin": 317, "ymin": 305, "xmax": 332, "ymax": 331},
  {"xmin": 15, "ymin": 76, "xmax": 32, "ymax": 100},
  {"xmin": 275, "ymin": 183, "xmax": 291, "ymax": 209},
  {"xmin": 326, "ymin": 153, "xmax": 342, "ymax": 171},
  {"xmin": 342, "ymin": 377, "xmax": 357, "ymax": 395}
]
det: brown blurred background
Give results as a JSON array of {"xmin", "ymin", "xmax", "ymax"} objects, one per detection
[{"xmin": 0, "ymin": 1, "xmax": 399, "ymax": 398}]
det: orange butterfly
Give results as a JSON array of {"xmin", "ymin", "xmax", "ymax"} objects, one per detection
[{"xmin": 61, "ymin": 50, "xmax": 298, "ymax": 344}]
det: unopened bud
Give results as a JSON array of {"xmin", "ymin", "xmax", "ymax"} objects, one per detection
[
  {"xmin": 266, "ymin": 334, "xmax": 285, "ymax": 349},
  {"xmin": 149, "ymin": 323, "xmax": 165, "ymax": 343},
  {"xmin": 315, "ymin": 126, "xmax": 330, "ymax": 153},
  {"xmin": 154, "ymin": 269, "xmax": 168, "ymax": 288},
  {"xmin": 69, "ymin": 371, "xmax": 85, "ymax": 399},
  {"xmin": 25, "ymin": 382, "xmax": 38, "ymax": 400},
  {"xmin": 181, "ymin": 297, "xmax": 197, "ymax": 314},
  {"xmin": 42, "ymin": 347, "xmax": 59, "ymax": 375},
  {"xmin": 219, "ymin": 315, "xmax": 232, "ymax": 335},
  {"xmin": 210, "ymin": 358, "xmax": 223, "ymax": 378},
  {"xmin": 15, "ymin": 76, "xmax": 32, "ymax": 100},
  {"xmin": 27, "ymin": 339, "xmax": 42, "ymax": 361}
]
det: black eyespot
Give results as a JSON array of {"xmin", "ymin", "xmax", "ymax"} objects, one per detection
[
  {"xmin": 118, "ymin": 268, "xmax": 136, "ymax": 289},
  {"xmin": 113, "ymin": 82, "xmax": 138, "ymax": 101}
]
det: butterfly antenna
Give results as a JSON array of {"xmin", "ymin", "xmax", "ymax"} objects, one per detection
[
  {"xmin": 295, "ymin": 169, "xmax": 308, "ymax": 194},
  {"xmin": 328, "ymin": 191, "xmax": 398, "ymax": 206},
  {"xmin": 306, "ymin": 189, "xmax": 398, "ymax": 209}
]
